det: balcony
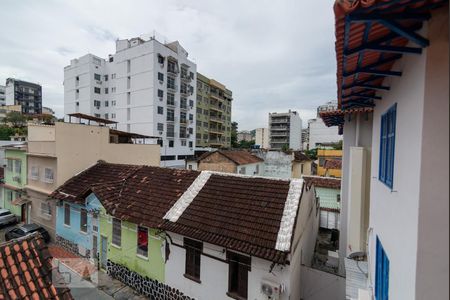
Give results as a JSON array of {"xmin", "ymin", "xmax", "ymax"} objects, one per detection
[
  {"xmin": 166, "ymin": 131, "xmax": 176, "ymax": 138},
  {"xmin": 166, "ymin": 116, "xmax": 176, "ymax": 123},
  {"xmin": 167, "ymin": 68, "xmax": 178, "ymax": 77},
  {"xmin": 270, "ymin": 132, "xmax": 288, "ymax": 137},
  {"xmin": 167, "ymin": 84, "xmax": 178, "ymax": 93},
  {"xmin": 167, "ymin": 100, "xmax": 176, "ymax": 108},
  {"xmin": 270, "ymin": 126, "xmax": 289, "ymax": 131},
  {"xmin": 209, "ymin": 126, "xmax": 224, "ymax": 134},
  {"xmin": 270, "ymin": 118, "xmax": 289, "ymax": 124},
  {"xmin": 210, "ymin": 91, "xmax": 224, "ymax": 101},
  {"xmin": 180, "ymin": 118, "xmax": 187, "ymax": 125},
  {"xmin": 209, "ymin": 115, "xmax": 224, "ymax": 123},
  {"xmin": 181, "ymin": 72, "xmax": 191, "ymax": 83}
]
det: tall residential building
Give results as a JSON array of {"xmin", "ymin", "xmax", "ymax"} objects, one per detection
[
  {"xmin": 0, "ymin": 85, "xmax": 5, "ymax": 106},
  {"xmin": 307, "ymin": 101, "xmax": 342, "ymax": 150},
  {"xmin": 254, "ymin": 128, "xmax": 269, "ymax": 149},
  {"xmin": 269, "ymin": 110, "xmax": 302, "ymax": 150},
  {"xmin": 5, "ymin": 78, "xmax": 42, "ymax": 114},
  {"xmin": 64, "ymin": 36, "xmax": 197, "ymax": 167},
  {"xmin": 196, "ymin": 73, "xmax": 232, "ymax": 148}
]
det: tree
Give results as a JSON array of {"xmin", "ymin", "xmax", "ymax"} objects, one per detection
[
  {"xmin": 231, "ymin": 122, "xmax": 238, "ymax": 148},
  {"xmin": 0, "ymin": 126, "xmax": 15, "ymax": 140},
  {"xmin": 304, "ymin": 148, "xmax": 318, "ymax": 160},
  {"xmin": 281, "ymin": 144, "xmax": 290, "ymax": 152},
  {"xmin": 332, "ymin": 140, "xmax": 343, "ymax": 150},
  {"xmin": 3, "ymin": 112, "xmax": 27, "ymax": 128}
]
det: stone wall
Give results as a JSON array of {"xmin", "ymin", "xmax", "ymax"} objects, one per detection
[
  {"xmin": 55, "ymin": 235, "xmax": 91, "ymax": 259},
  {"xmin": 107, "ymin": 260, "xmax": 192, "ymax": 300}
]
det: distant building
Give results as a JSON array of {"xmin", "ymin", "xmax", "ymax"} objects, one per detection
[
  {"xmin": 0, "ymin": 85, "xmax": 5, "ymax": 106},
  {"xmin": 196, "ymin": 150, "xmax": 263, "ymax": 175},
  {"xmin": 254, "ymin": 128, "xmax": 269, "ymax": 149},
  {"xmin": 64, "ymin": 36, "xmax": 196, "ymax": 168},
  {"xmin": 301, "ymin": 128, "xmax": 309, "ymax": 150},
  {"xmin": 306, "ymin": 101, "xmax": 342, "ymax": 150},
  {"xmin": 317, "ymin": 149, "xmax": 342, "ymax": 178},
  {"xmin": 236, "ymin": 130, "xmax": 253, "ymax": 142},
  {"xmin": 269, "ymin": 110, "xmax": 302, "ymax": 150},
  {"xmin": 196, "ymin": 73, "xmax": 233, "ymax": 148},
  {"xmin": 254, "ymin": 150, "xmax": 312, "ymax": 179},
  {"xmin": 5, "ymin": 78, "xmax": 42, "ymax": 114}
]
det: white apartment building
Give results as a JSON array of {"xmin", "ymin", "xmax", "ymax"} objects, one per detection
[
  {"xmin": 0, "ymin": 85, "xmax": 5, "ymax": 106},
  {"xmin": 64, "ymin": 36, "xmax": 197, "ymax": 167},
  {"xmin": 307, "ymin": 102, "xmax": 342, "ymax": 150},
  {"xmin": 269, "ymin": 110, "xmax": 302, "ymax": 150},
  {"xmin": 254, "ymin": 128, "xmax": 269, "ymax": 149}
]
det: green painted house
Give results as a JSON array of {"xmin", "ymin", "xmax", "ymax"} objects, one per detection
[{"xmin": 1, "ymin": 143, "xmax": 29, "ymax": 222}]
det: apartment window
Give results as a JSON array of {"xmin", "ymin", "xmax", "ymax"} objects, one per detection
[
  {"xmin": 167, "ymin": 124, "xmax": 175, "ymax": 138},
  {"xmin": 167, "ymin": 93, "xmax": 175, "ymax": 106},
  {"xmin": 255, "ymin": 164, "xmax": 259, "ymax": 175},
  {"xmin": 6, "ymin": 159, "xmax": 13, "ymax": 172},
  {"xmin": 80, "ymin": 209, "xmax": 88, "ymax": 233},
  {"xmin": 181, "ymin": 140, "xmax": 187, "ymax": 146},
  {"xmin": 203, "ymin": 109, "xmax": 208, "ymax": 116},
  {"xmin": 111, "ymin": 73, "xmax": 116, "ymax": 79},
  {"xmin": 189, "ymin": 72, "xmax": 194, "ymax": 79},
  {"xmin": 167, "ymin": 109, "xmax": 175, "ymax": 121},
  {"xmin": 94, "ymin": 114, "xmax": 100, "ymax": 118},
  {"xmin": 94, "ymin": 100, "xmax": 101, "ymax": 108},
  {"xmin": 184, "ymin": 238, "xmax": 202, "ymax": 281},
  {"xmin": 157, "ymin": 123, "xmax": 164, "ymax": 131},
  {"xmin": 30, "ymin": 166, "xmax": 39, "ymax": 180},
  {"xmin": 111, "ymin": 113, "xmax": 116, "ymax": 119},
  {"xmin": 158, "ymin": 89, "xmax": 164, "ymax": 98},
  {"xmin": 127, "ymin": 76, "xmax": 131, "ymax": 89},
  {"xmin": 127, "ymin": 60, "xmax": 131, "ymax": 73},
  {"xmin": 76, "ymin": 101, "xmax": 79, "ymax": 107},
  {"xmin": 203, "ymin": 122, "xmax": 208, "ymax": 127},
  {"xmin": 94, "ymin": 73, "xmax": 101, "ymax": 81},
  {"xmin": 239, "ymin": 167, "xmax": 246, "ymax": 175},
  {"xmin": 169, "ymin": 140, "xmax": 174, "ymax": 148},
  {"xmin": 112, "ymin": 100, "xmax": 116, "ymax": 106},
  {"xmin": 112, "ymin": 87, "xmax": 116, "ymax": 93},
  {"xmin": 158, "ymin": 72, "xmax": 164, "ymax": 82},
  {"xmin": 157, "ymin": 54, "xmax": 164, "ymax": 64},
  {"xmin": 375, "ymin": 237, "xmax": 389, "ymax": 300},
  {"xmin": 161, "ymin": 155, "xmax": 176, "ymax": 161},
  {"xmin": 167, "ymin": 77, "xmax": 176, "ymax": 89},
  {"xmin": 227, "ymin": 252, "xmax": 250, "ymax": 299},
  {"xmin": 180, "ymin": 112, "xmax": 187, "ymax": 123},
  {"xmin": 112, "ymin": 218, "xmax": 121, "ymax": 247},
  {"xmin": 379, "ymin": 103, "xmax": 397, "ymax": 189},
  {"xmin": 189, "ymin": 100, "xmax": 194, "ymax": 107},
  {"xmin": 40, "ymin": 202, "xmax": 51, "ymax": 216},
  {"xmin": 137, "ymin": 226, "xmax": 148, "ymax": 257},
  {"xmin": 104, "ymin": 101, "xmax": 109, "ymax": 107},
  {"xmin": 189, "ymin": 114, "xmax": 193, "ymax": 121},
  {"xmin": 104, "ymin": 75, "xmax": 109, "ymax": 81},
  {"xmin": 44, "ymin": 168, "xmax": 54, "ymax": 183},
  {"xmin": 189, "ymin": 141, "xmax": 193, "ymax": 148},
  {"xmin": 188, "ymin": 127, "xmax": 193, "ymax": 134},
  {"xmin": 64, "ymin": 204, "xmax": 70, "ymax": 226},
  {"xmin": 180, "ymin": 98, "xmax": 187, "ymax": 109},
  {"xmin": 197, "ymin": 107, "xmax": 202, "ymax": 114},
  {"xmin": 14, "ymin": 160, "xmax": 21, "ymax": 174},
  {"xmin": 105, "ymin": 88, "xmax": 109, "ymax": 94},
  {"xmin": 127, "ymin": 92, "xmax": 131, "ymax": 105},
  {"xmin": 104, "ymin": 113, "xmax": 109, "ymax": 119},
  {"xmin": 94, "ymin": 87, "xmax": 101, "ymax": 94},
  {"xmin": 157, "ymin": 106, "xmax": 164, "ymax": 115}
]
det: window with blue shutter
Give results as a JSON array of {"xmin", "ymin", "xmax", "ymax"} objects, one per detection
[
  {"xmin": 379, "ymin": 104, "xmax": 397, "ymax": 189},
  {"xmin": 375, "ymin": 237, "xmax": 389, "ymax": 300}
]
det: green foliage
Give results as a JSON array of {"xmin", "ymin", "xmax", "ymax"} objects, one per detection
[
  {"xmin": 305, "ymin": 148, "xmax": 318, "ymax": 160},
  {"xmin": 332, "ymin": 140, "xmax": 343, "ymax": 150},
  {"xmin": 236, "ymin": 139, "xmax": 255, "ymax": 149},
  {"xmin": 0, "ymin": 126, "xmax": 15, "ymax": 140},
  {"xmin": 231, "ymin": 121, "xmax": 238, "ymax": 148},
  {"xmin": 281, "ymin": 144, "xmax": 290, "ymax": 152},
  {"xmin": 3, "ymin": 112, "xmax": 27, "ymax": 128}
]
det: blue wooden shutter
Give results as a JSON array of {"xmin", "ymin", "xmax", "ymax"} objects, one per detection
[
  {"xmin": 379, "ymin": 114, "xmax": 387, "ymax": 182},
  {"xmin": 375, "ymin": 237, "xmax": 390, "ymax": 300},
  {"xmin": 386, "ymin": 105, "xmax": 396, "ymax": 188}
]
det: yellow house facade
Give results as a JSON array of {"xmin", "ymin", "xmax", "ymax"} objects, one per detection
[{"xmin": 317, "ymin": 149, "xmax": 342, "ymax": 178}]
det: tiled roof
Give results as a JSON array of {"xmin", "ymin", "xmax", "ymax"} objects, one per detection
[
  {"xmin": 92, "ymin": 167, "xmax": 200, "ymax": 228},
  {"xmin": 334, "ymin": 0, "xmax": 446, "ymax": 109},
  {"xmin": 303, "ymin": 176, "xmax": 341, "ymax": 189},
  {"xmin": 50, "ymin": 162, "xmax": 142, "ymax": 204},
  {"xmin": 319, "ymin": 107, "xmax": 374, "ymax": 127},
  {"xmin": 55, "ymin": 162, "xmax": 304, "ymax": 264},
  {"xmin": 161, "ymin": 173, "xmax": 295, "ymax": 264},
  {"xmin": 293, "ymin": 151, "xmax": 312, "ymax": 162},
  {"xmin": 324, "ymin": 159, "xmax": 342, "ymax": 170},
  {"xmin": 0, "ymin": 233, "xmax": 73, "ymax": 300},
  {"xmin": 198, "ymin": 150, "xmax": 263, "ymax": 165}
]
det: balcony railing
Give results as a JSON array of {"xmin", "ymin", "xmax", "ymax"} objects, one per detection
[
  {"xmin": 270, "ymin": 126, "xmax": 288, "ymax": 130},
  {"xmin": 167, "ymin": 84, "xmax": 178, "ymax": 92},
  {"xmin": 270, "ymin": 118, "xmax": 289, "ymax": 124}
]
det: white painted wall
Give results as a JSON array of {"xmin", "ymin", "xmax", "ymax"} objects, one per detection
[
  {"xmin": 257, "ymin": 151, "xmax": 293, "ymax": 179},
  {"xmin": 237, "ymin": 162, "xmax": 263, "ymax": 176},
  {"xmin": 368, "ymin": 30, "xmax": 427, "ymax": 300},
  {"xmin": 289, "ymin": 113, "xmax": 302, "ymax": 150}
]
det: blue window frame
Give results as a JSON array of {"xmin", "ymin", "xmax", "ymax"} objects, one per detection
[
  {"xmin": 379, "ymin": 104, "xmax": 397, "ymax": 189},
  {"xmin": 375, "ymin": 237, "xmax": 389, "ymax": 300}
]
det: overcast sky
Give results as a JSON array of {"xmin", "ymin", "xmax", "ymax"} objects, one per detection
[{"xmin": 0, "ymin": 0, "xmax": 336, "ymax": 130}]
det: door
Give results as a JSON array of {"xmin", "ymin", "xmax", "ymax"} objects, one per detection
[
  {"xmin": 100, "ymin": 236, "xmax": 108, "ymax": 270},
  {"xmin": 21, "ymin": 204, "xmax": 26, "ymax": 223},
  {"xmin": 92, "ymin": 235, "xmax": 98, "ymax": 261}
]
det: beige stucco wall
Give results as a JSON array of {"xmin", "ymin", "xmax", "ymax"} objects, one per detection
[
  {"xmin": 197, "ymin": 152, "xmax": 237, "ymax": 173},
  {"xmin": 292, "ymin": 161, "xmax": 312, "ymax": 178}
]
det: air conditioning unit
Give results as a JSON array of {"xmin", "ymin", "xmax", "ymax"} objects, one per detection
[
  {"xmin": 159, "ymin": 80, "xmax": 163, "ymax": 85},
  {"xmin": 160, "ymin": 63, "xmax": 164, "ymax": 68},
  {"xmin": 12, "ymin": 176, "xmax": 21, "ymax": 183},
  {"xmin": 159, "ymin": 131, "xmax": 163, "ymax": 135},
  {"xmin": 159, "ymin": 97, "xmax": 163, "ymax": 101},
  {"xmin": 261, "ymin": 279, "xmax": 281, "ymax": 300},
  {"xmin": 96, "ymin": 80, "xmax": 102, "ymax": 85}
]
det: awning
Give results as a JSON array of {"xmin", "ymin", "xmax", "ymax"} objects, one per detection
[
  {"xmin": 12, "ymin": 197, "xmax": 31, "ymax": 206},
  {"xmin": 320, "ymin": 107, "xmax": 374, "ymax": 127},
  {"xmin": 334, "ymin": 0, "xmax": 447, "ymax": 110}
]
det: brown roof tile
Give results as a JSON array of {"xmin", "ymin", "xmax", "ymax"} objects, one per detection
[
  {"xmin": 324, "ymin": 159, "xmax": 342, "ymax": 170},
  {"xmin": 303, "ymin": 176, "xmax": 341, "ymax": 189},
  {"xmin": 293, "ymin": 151, "xmax": 312, "ymax": 162},
  {"xmin": 0, "ymin": 233, "xmax": 73, "ymax": 300},
  {"xmin": 199, "ymin": 150, "xmax": 263, "ymax": 165}
]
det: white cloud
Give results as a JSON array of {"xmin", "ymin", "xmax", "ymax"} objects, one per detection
[{"xmin": 0, "ymin": 0, "xmax": 336, "ymax": 129}]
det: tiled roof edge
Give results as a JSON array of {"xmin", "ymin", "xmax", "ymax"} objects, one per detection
[
  {"xmin": 275, "ymin": 178, "xmax": 304, "ymax": 251},
  {"xmin": 163, "ymin": 171, "xmax": 212, "ymax": 222}
]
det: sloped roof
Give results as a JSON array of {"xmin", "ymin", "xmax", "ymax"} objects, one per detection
[
  {"xmin": 293, "ymin": 151, "xmax": 312, "ymax": 162},
  {"xmin": 53, "ymin": 162, "xmax": 305, "ymax": 264},
  {"xmin": 50, "ymin": 162, "xmax": 142, "ymax": 204},
  {"xmin": 303, "ymin": 175, "xmax": 341, "ymax": 189},
  {"xmin": 198, "ymin": 150, "xmax": 263, "ymax": 165},
  {"xmin": 320, "ymin": 107, "xmax": 374, "ymax": 127},
  {"xmin": 334, "ymin": 0, "xmax": 446, "ymax": 109},
  {"xmin": 324, "ymin": 159, "xmax": 342, "ymax": 170},
  {"xmin": 0, "ymin": 233, "xmax": 73, "ymax": 300}
]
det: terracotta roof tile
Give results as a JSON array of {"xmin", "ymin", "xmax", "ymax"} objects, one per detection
[
  {"xmin": 324, "ymin": 159, "xmax": 342, "ymax": 170},
  {"xmin": 303, "ymin": 176, "xmax": 341, "ymax": 189},
  {"xmin": 199, "ymin": 150, "xmax": 263, "ymax": 165},
  {"xmin": 0, "ymin": 233, "xmax": 73, "ymax": 300},
  {"xmin": 293, "ymin": 151, "xmax": 312, "ymax": 162}
]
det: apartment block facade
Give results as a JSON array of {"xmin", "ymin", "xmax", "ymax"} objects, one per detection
[
  {"xmin": 269, "ymin": 110, "xmax": 302, "ymax": 150},
  {"xmin": 5, "ymin": 78, "xmax": 42, "ymax": 114},
  {"xmin": 64, "ymin": 37, "xmax": 197, "ymax": 167},
  {"xmin": 0, "ymin": 85, "xmax": 5, "ymax": 106},
  {"xmin": 255, "ymin": 128, "xmax": 269, "ymax": 149},
  {"xmin": 196, "ymin": 73, "xmax": 232, "ymax": 148}
]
